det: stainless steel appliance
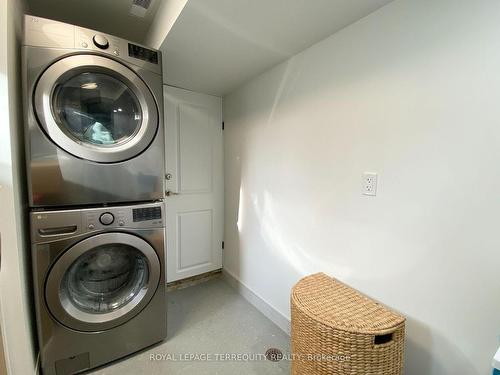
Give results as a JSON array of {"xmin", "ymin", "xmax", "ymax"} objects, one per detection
[
  {"xmin": 23, "ymin": 15, "xmax": 165, "ymax": 207},
  {"xmin": 31, "ymin": 202, "xmax": 167, "ymax": 375}
]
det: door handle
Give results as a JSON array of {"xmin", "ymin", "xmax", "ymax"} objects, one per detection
[
  {"xmin": 38, "ymin": 225, "xmax": 78, "ymax": 236},
  {"xmin": 165, "ymin": 190, "xmax": 180, "ymax": 197}
]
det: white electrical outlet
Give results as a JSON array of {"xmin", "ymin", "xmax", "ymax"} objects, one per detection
[{"xmin": 362, "ymin": 172, "xmax": 378, "ymax": 196}]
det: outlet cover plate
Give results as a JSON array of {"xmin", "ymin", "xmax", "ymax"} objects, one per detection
[{"xmin": 363, "ymin": 172, "xmax": 378, "ymax": 196}]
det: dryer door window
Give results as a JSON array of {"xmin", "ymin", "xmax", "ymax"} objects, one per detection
[
  {"xmin": 52, "ymin": 72, "xmax": 142, "ymax": 147},
  {"xmin": 34, "ymin": 55, "xmax": 158, "ymax": 163},
  {"xmin": 45, "ymin": 233, "xmax": 161, "ymax": 332}
]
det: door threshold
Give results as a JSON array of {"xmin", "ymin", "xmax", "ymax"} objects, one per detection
[{"xmin": 167, "ymin": 269, "xmax": 222, "ymax": 291}]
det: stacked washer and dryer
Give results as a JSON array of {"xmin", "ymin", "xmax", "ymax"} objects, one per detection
[{"xmin": 23, "ymin": 16, "xmax": 167, "ymax": 375}]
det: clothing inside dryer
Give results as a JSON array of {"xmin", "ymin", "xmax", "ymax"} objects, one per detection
[
  {"xmin": 61, "ymin": 243, "xmax": 149, "ymax": 314},
  {"xmin": 52, "ymin": 72, "xmax": 142, "ymax": 146}
]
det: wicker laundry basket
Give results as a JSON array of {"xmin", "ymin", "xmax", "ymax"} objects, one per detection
[{"xmin": 291, "ymin": 273, "xmax": 405, "ymax": 375}]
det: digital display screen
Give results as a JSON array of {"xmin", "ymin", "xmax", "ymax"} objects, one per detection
[
  {"xmin": 133, "ymin": 207, "xmax": 162, "ymax": 222},
  {"xmin": 128, "ymin": 43, "xmax": 159, "ymax": 64}
]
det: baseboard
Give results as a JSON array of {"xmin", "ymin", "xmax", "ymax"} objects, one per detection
[{"xmin": 222, "ymin": 269, "xmax": 291, "ymax": 335}]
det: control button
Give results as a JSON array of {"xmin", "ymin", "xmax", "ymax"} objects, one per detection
[
  {"xmin": 113, "ymin": 50, "xmax": 119, "ymax": 56},
  {"xmin": 93, "ymin": 34, "xmax": 109, "ymax": 49},
  {"xmin": 81, "ymin": 41, "xmax": 88, "ymax": 48},
  {"xmin": 88, "ymin": 224, "xmax": 95, "ymax": 230},
  {"xmin": 99, "ymin": 212, "xmax": 114, "ymax": 225},
  {"xmin": 118, "ymin": 220, "xmax": 125, "ymax": 227}
]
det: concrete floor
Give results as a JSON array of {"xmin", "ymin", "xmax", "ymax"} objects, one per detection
[{"xmin": 90, "ymin": 278, "xmax": 291, "ymax": 375}]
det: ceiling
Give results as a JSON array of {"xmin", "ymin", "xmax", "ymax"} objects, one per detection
[
  {"xmin": 160, "ymin": 0, "xmax": 394, "ymax": 96},
  {"xmin": 26, "ymin": 0, "xmax": 394, "ymax": 96},
  {"xmin": 27, "ymin": 0, "xmax": 161, "ymax": 43}
]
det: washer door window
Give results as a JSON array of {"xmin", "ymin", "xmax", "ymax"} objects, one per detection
[
  {"xmin": 34, "ymin": 55, "xmax": 158, "ymax": 163},
  {"xmin": 45, "ymin": 233, "xmax": 161, "ymax": 332}
]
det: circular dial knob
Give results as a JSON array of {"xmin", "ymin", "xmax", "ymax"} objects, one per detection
[
  {"xmin": 99, "ymin": 212, "xmax": 114, "ymax": 225},
  {"xmin": 93, "ymin": 34, "xmax": 109, "ymax": 49}
]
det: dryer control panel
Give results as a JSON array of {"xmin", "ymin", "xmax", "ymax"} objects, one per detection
[
  {"xmin": 24, "ymin": 15, "xmax": 162, "ymax": 75},
  {"xmin": 128, "ymin": 43, "xmax": 159, "ymax": 64}
]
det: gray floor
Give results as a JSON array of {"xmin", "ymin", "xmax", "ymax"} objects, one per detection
[{"xmin": 90, "ymin": 278, "xmax": 291, "ymax": 375}]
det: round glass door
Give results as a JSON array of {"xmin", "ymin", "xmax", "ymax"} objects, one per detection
[
  {"xmin": 45, "ymin": 233, "xmax": 161, "ymax": 332},
  {"xmin": 34, "ymin": 55, "xmax": 158, "ymax": 163},
  {"xmin": 61, "ymin": 244, "xmax": 148, "ymax": 314},
  {"xmin": 52, "ymin": 72, "xmax": 142, "ymax": 147}
]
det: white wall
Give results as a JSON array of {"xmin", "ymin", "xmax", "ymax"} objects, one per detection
[
  {"xmin": 144, "ymin": 0, "xmax": 188, "ymax": 48},
  {"xmin": 223, "ymin": 0, "xmax": 500, "ymax": 374},
  {"xmin": 0, "ymin": 0, "xmax": 37, "ymax": 374}
]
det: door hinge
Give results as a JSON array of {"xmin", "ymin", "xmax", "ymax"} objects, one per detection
[
  {"xmin": 222, "ymin": 241, "xmax": 225, "ymax": 249},
  {"xmin": 222, "ymin": 121, "xmax": 224, "ymax": 130}
]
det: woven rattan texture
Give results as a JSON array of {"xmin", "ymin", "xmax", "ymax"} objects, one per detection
[{"xmin": 291, "ymin": 273, "xmax": 405, "ymax": 375}]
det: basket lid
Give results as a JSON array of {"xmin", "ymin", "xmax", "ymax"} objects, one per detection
[{"xmin": 291, "ymin": 273, "xmax": 405, "ymax": 334}]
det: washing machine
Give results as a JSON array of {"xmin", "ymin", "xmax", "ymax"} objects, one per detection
[
  {"xmin": 31, "ymin": 202, "xmax": 167, "ymax": 375},
  {"xmin": 23, "ymin": 15, "xmax": 165, "ymax": 207}
]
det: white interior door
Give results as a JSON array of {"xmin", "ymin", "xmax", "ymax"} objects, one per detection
[{"xmin": 164, "ymin": 85, "xmax": 223, "ymax": 282}]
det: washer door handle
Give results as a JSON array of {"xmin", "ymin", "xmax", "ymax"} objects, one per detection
[{"xmin": 38, "ymin": 225, "xmax": 78, "ymax": 236}]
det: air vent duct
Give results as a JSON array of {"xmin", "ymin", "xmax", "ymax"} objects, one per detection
[
  {"xmin": 130, "ymin": 0, "xmax": 152, "ymax": 17},
  {"xmin": 132, "ymin": 0, "xmax": 152, "ymax": 9}
]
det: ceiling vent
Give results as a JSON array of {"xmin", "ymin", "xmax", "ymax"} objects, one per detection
[{"xmin": 130, "ymin": 0, "xmax": 152, "ymax": 18}]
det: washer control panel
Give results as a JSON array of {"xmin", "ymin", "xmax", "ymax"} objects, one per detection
[
  {"xmin": 133, "ymin": 206, "xmax": 162, "ymax": 222},
  {"xmin": 99, "ymin": 212, "xmax": 114, "ymax": 225},
  {"xmin": 82, "ymin": 203, "xmax": 163, "ymax": 232},
  {"xmin": 31, "ymin": 202, "xmax": 164, "ymax": 243}
]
